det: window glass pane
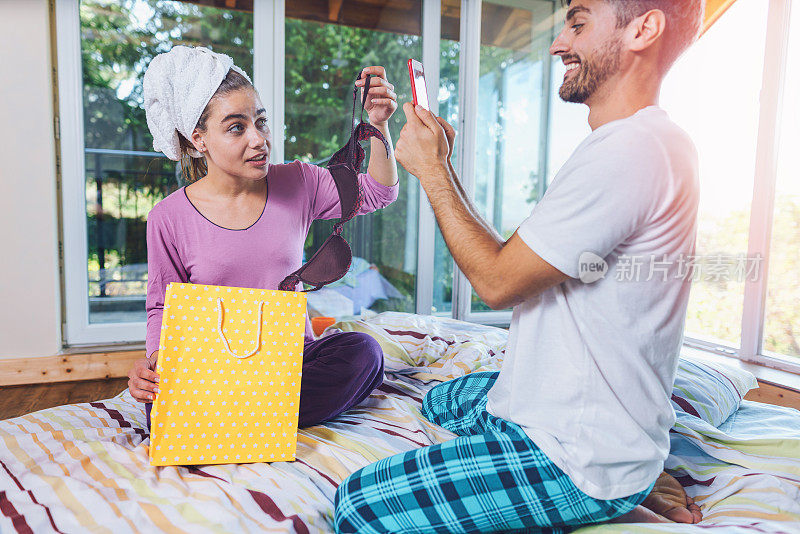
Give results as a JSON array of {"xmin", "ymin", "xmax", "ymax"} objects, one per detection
[
  {"xmin": 285, "ymin": 1, "xmax": 421, "ymax": 320},
  {"xmin": 470, "ymin": 0, "xmax": 556, "ymax": 314},
  {"xmin": 433, "ymin": 0, "xmax": 460, "ymax": 315},
  {"xmin": 547, "ymin": 54, "xmax": 589, "ymax": 184},
  {"xmin": 80, "ymin": 0, "xmax": 253, "ymax": 324},
  {"xmin": 661, "ymin": 0, "xmax": 768, "ymax": 348},
  {"xmin": 763, "ymin": 4, "xmax": 800, "ymax": 360}
]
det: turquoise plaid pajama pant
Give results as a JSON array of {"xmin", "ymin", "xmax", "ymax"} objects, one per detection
[{"xmin": 334, "ymin": 372, "xmax": 656, "ymax": 533}]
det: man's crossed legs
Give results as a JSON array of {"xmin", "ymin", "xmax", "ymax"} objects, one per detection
[{"xmin": 334, "ymin": 372, "xmax": 654, "ymax": 533}]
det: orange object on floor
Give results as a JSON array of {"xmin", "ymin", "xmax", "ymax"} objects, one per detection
[{"xmin": 311, "ymin": 316, "xmax": 336, "ymax": 337}]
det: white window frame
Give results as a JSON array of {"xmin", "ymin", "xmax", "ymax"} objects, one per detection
[
  {"xmin": 56, "ymin": 0, "xmax": 283, "ymax": 346},
  {"xmin": 684, "ymin": 0, "xmax": 799, "ymax": 374},
  {"xmin": 741, "ymin": 0, "xmax": 796, "ymax": 372},
  {"xmin": 414, "ymin": 0, "xmax": 441, "ymax": 315},
  {"xmin": 254, "ymin": 0, "xmax": 286, "ymax": 167}
]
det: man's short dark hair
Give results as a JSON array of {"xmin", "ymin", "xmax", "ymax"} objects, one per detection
[{"xmin": 564, "ymin": 0, "xmax": 706, "ymax": 70}]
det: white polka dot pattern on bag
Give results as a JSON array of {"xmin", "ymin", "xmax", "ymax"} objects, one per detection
[{"xmin": 150, "ymin": 283, "xmax": 307, "ymax": 467}]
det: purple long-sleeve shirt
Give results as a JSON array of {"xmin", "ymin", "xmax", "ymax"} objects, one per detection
[{"xmin": 145, "ymin": 160, "xmax": 399, "ymax": 356}]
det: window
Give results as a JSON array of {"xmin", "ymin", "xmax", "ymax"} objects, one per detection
[
  {"xmin": 284, "ymin": 1, "xmax": 422, "ymax": 320},
  {"xmin": 659, "ymin": 0, "xmax": 798, "ymax": 373},
  {"xmin": 61, "ymin": 0, "xmax": 253, "ymax": 344},
  {"xmin": 763, "ymin": 1, "xmax": 800, "ymax": 361},
  {"xmin": 547, "ymin": 57, "xmax": 589, "ymax": 184},
  {"xmin": 456, "ymin": 0, "xmax": 558, "ymax": 321},
  {"xmin": 661, "ymin": 0, "xmax": 768, "ymax": 349},
  {"xmin": 82, "ymin": 1, "xmax": 253, "ymax": 325},
  {"xmin": 473, "ymin": 1, "xmax": 557, "ymax": 314},
  {"xmin": 55, "ymin": 0, "xmax": 800, "ymax": 376}
]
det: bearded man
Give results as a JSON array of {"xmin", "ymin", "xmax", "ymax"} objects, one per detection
[{"xmin": 335, "ymin": 1, "xmax": 706, "ymax": 532}]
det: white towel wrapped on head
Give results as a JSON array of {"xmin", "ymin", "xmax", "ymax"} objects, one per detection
[{"xmin": 143, "ymin": 45, "xmax": 252, "ymax": 161}]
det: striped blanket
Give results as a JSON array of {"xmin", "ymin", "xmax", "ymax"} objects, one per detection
[{"xmin": 1, "ymin": 312, "xmax": 799, "ymax": 533}]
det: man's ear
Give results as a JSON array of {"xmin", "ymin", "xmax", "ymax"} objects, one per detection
[{"xmin": 628, "ymin": 9, "xmax": 666, "ymax": 53}]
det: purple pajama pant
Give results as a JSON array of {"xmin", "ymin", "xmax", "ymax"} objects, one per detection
[{"xmin": 145, "ymin": 331, "xmax": 384, "ymax": 430}]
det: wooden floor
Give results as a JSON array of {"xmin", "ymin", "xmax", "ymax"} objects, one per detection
[{"xmin": 0, "ymin": 377, "xmax": 129, "ymax": 420}]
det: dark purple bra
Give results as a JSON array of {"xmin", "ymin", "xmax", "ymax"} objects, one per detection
[{"xmin": 278, "ymin": 74, "xmax": 390, "ymax": 292}]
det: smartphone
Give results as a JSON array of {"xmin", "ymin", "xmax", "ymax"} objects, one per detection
[{"xmin": 407, "ymin": 59, "xmax": 430, "ymax": 111}]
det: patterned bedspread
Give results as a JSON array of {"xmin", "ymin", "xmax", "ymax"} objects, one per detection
[{"xmin": 1, "ymin": 312, "xmax": 799, "ymax": 533}]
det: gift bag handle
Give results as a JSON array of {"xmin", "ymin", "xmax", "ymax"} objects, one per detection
[{"xmin": 216, "ymin": 297, "xmax": 264, "ymax": 359}]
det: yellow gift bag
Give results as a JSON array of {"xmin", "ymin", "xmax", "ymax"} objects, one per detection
[{"xmin": 150, "ymin": 282, "xmax": 307, "ymax": 466}]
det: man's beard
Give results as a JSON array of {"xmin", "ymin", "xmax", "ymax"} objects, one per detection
[{"xmin": 559, "ymin": 38, "xmax": 623, "ymax": 104}]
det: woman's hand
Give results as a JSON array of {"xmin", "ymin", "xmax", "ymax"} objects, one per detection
[
  {"xmin": 128, "ymin": 351, "xmax": 159, "ymax": 402},
  {"xmin": 356, "ymin": 66, "xmax": 397, "ymax": 126}
]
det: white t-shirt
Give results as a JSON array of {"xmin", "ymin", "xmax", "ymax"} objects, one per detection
[{"xmin": 486, "ymin": 106, "xmax": 699, "ymax": 500}]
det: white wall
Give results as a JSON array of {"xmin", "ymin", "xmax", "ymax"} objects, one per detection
[{"xmin": 0, "ymin": 0, "xmax": 62, "ymax": 359}]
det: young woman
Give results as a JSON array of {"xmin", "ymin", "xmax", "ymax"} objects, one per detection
[{"xmin": 127, "ymin": 45, "xmax": 399, "ymax": 429}]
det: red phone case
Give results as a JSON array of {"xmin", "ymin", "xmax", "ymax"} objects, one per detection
[{"xmin": 407, "ymin": 59, "xmax": 419, "ymax": 107}]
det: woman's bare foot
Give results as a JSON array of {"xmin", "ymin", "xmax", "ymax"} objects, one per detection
[{"xmin": 638, "ymin": 471, "xmax": 703, "ymax": 524}]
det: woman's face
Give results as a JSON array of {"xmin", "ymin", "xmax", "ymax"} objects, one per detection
[{"xmin": 194, "ymin": 87, "xmax": 272, "ymax": 180}]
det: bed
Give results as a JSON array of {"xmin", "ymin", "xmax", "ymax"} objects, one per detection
[{"xmin": 2, "ymin": 312, "xmax": 799, "ymax": 533}]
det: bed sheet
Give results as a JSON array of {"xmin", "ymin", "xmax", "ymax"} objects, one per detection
[{"xmin": 1, "ymin": 312, "xmax": 798, "ymax": 533}]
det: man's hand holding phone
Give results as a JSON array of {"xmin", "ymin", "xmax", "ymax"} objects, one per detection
[{"xmin": 396, "ymin": 59, "xmax": 457, "ymax": 183}]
